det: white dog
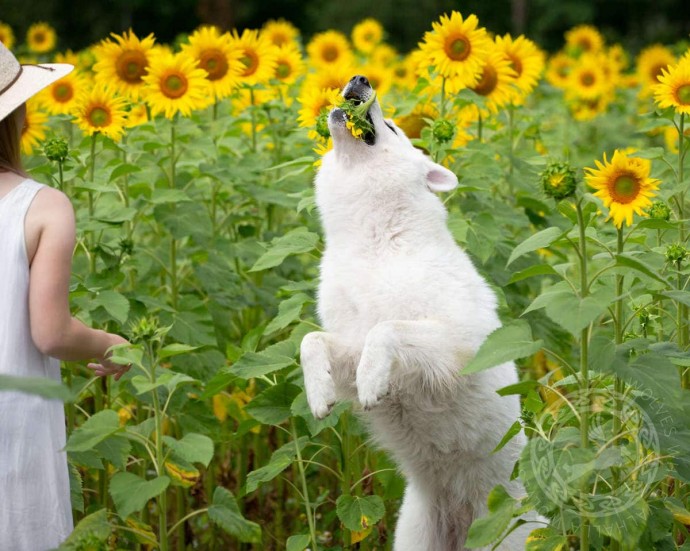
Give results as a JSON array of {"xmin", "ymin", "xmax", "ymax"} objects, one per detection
[{"xmin": 300, "ymin": 75, "xmax": 532, "ymax": 550}]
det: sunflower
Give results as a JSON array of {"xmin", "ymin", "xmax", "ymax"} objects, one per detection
[
  {"xmin": 546, "ymin": 52, "xmax": 574, "ymax": 89},
  {"xmin": 303, "ymin": 64, "xmax": 354, "ymax": 95},
  {"xmin": 564, "ymin": 25, "xmax": 604, "ymax": 57},
  {"xmin": 27, "ymin": 22, "xmax": 56, "ymax": 54},
  {"xmin": 93, "ymin": 30, "xmax": 156, "ymax": 101},
  {"xmin": 231, "ymin": 28, "xmax": 279, "ymax": 86},
  {"xmin": 53, "ymin": 49, "xmax": 79, "ymax": 66},
  {"xmin": 124, "ymin": 103, "xmax": 149, "ymax": 128},
  {"xmin": 74, "ymin": 85, "xmax": 128, "ymax": 141},
  {"xmin": 653, "ymin": 57, "xmax": 690, "ymax": 115},
  {"xmin": 608, "ymin": 44, "xmax": 629, "ymax": 72},
  {"xmin": 394, "ymin": 101, "xmax": 438, "ymax": 140},
  {"xmin": 663, "ymin": 125, "xmax": 690, "ymax": 154},
  {"xmin": 570, "ymin": 95, "xmax": 613, "ymax": 121},
  {"xmin": 419, "ymin": 11, "xmax": 490, "ymax": 87},
  {"xmin": 371, "ymin": 44, "xmax": 398, "ymax": 66},
  {"xmin": 141, "ymin": 52, "xmax": 211, "ymax": 119},
  {"xmin": 585, "ymin": 150, "xmax": 660, "ymax": 228},
  {"xmin": 391, "ymin": 53, "xmax": 419, "ymax": 90},
  {"xmin": 636, "ymin": 44, "xmax": 676, "ymax": 95},
  {"xmin": 351, "ymin": 18, "xmax": 384, "ymax": 55},
  {"xmin": 0, "ymin": 22, "xmax": 15, "ymax": 50},
  {"xmin": 494, "ymin": 33, "xmax": 545, "ymax": 103},
  {"xmin": 355, "ymin": 62, "xmax": 394, "ymax": 97},
  {"xmin": 313, "ymin": 137, "xmax": 333, "ymax": 167},
  {"xmin": 37, "ymin": 71, "xmax": 89, "ymax": 116},
  {"xmin": 469, "ymin": 40, "xmax": 517, "ymax": 111},
  {"xmin": 272, "ymin": 42, "xmax": 305, "ymax": 85},
  {"xmin": 261, "ymin": 19, "xmax": 300, "ymax": 48},
  {"xmin": 20, "ymin": 100, "xmax": 48, "ymax": 155},
  {"xmin": 565, "ymin": 53, "xmax": 609, "ymax": 101},
  {"xmin": 181, "ymin": 26, "xmax": 243, "ymax": 100},
  {"xmin": 297, "ymin": 87, "xmax": 342, "ymax": 130},
  {"xmin": 307, "ymin": 30, "xmax": 354, "ymax": 68}
]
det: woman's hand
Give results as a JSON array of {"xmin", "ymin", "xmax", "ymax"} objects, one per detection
[{"xmin": 87, "ymin": 334, "xmax": 131, "ymax": 381}]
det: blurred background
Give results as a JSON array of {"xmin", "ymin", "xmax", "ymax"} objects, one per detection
[{"xmin": 1, "ymin": 0, "xmax": 689, "ymax": 54}]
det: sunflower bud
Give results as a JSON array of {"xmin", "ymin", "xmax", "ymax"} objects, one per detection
[
  {"xmin": 432, "ymin": 118, "xmax": 455, "ymax": 143},
  {"xmin": 665, "ymin": 243, "xmax": 688, "ymax": 267},
  {"xmin": 539, "ymin": 161, "xmax": 578, "ymax": 201},
  {"xmin": 43, "ymin": 137, "xmax": 69, "ymax": 163},
  {"xmin": 315, "ymin": 111, "xmax": 330, "ymax": 139},
  {"xmin": 647, "ymin": 201, "xmax": 671, "ymax": 221}
]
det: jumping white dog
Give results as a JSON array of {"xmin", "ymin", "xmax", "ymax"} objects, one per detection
[{"xmin": 300, "ymin": 75, "xmax": 532, "ymax": 550}]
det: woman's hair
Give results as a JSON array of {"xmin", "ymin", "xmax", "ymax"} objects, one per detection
[{"xmin": 0, "ymin": 108, "xmax": 25, "ymax": 175}]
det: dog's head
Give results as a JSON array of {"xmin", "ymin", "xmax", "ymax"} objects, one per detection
[{"xmin": 325, "ymin": 75, "xmax": 458, "ymax": 194}]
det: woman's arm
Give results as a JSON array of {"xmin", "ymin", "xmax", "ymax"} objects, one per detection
[{"xmin": 26, "ymin": 186, "xmax": 130, "ymax": 378}]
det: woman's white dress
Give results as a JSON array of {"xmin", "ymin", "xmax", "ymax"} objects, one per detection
[{"xmin": 0, "ymin": 179, "xmax": 73, "ymax": 549}]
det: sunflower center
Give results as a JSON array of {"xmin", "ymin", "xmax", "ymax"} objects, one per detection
[
  {"xmin": 471, "ymin": 64, "xmax": 498, "ymax": 96},
  {"xmin": 116, "ymin": 50, "xmax": 148, "ymax": 84},
  {"xmin": 676, "ymin": 84, "xmax": 690, "ymax": 105},
  {"xmin": 88, "ymin": 106, "xmax": 111, "ymax": 128},
  {"xmin": 199, "ymin": 49, "xmax": 228, "ymax": 81},
  {"xmin": 578, "ymin": 38, "xmax": 592, "ymax": 51},
  {"xmin": 34, "ymin": 32, "xmax": 46, "ymax": 44},
  {"xmin": 162, "ymin": 73, "xmax": 188, "ymax": 99},
  {"xmin": 276, "ymin": 62, "xmax": 291, "ymax": 79},
  {"xmin": 580, "ymin": 72, "xmax": 595, "ymax": 87},
  {"xmin": 322, "ymin": 45, "xmax": 339, "ymax": 62},
  {"xmin": 240, "ymin": 50, "xmax": 259, "ymax": 76},
  {"xmin": 508, "ymin": 54, "xmax": 523, "ymax": 77},
  {"xmin": 650, "ymin": 64, "xmax": 666, "ymax": 81},
  {"xmin": 445, "ymin": 36, "xmax": 471, "ymax": 61},
  {"xmin": 611, "ymin": 174, "xmax": 640, "ymax": 204},
  {"xmin": 53, "ymin": 83, "xmax": 73, "ymax": 102}
]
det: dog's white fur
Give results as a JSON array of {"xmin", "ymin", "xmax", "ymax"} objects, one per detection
[{"xmin": 300, "ymin": 81, "xmax": 531, "ymax": 550}]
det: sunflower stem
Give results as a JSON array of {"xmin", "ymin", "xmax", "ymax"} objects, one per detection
[
  {"xmin": 250, "ymin": 87, "xmax": 257, "ymax": 153},
  {"xmin": 477, "ymin": 108, "xmax": 483, "ymax": 143},
  {"xmin": 440, "ymin": 76, "xmax": 447, "ymax": 119},
  {"xmin": 88, "ymin": 133, "xmax": 98, "ymax": 275},
  {"xmin": 291, "ymin": 418, "xmax": 318, "ymax": 550},
  {"xmin": 678, "ymin": 113, "xmax": 686, "ymax": 244},
  {"xmin": 169, "ymin": 118, "xmax": 178, "ymax": 311}
]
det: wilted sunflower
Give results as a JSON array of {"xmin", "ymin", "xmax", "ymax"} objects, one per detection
[
  {"xmin": 0, "ymin": 22, "xmax": 15, "ymax": 50},
  {"xmin": 307, "ymin": 30, "xmax": 354, "ymax": 68},
  {"xmin": 38, "ymin": 71, "xmax": 89, "ymax": 116},
  {"xmin": 469, "ymin": 40, "xmax": 517, "ymax": 111},
  {"xmin": 585, "ymin": 150, "xmax": 660, "ymax": 228},
  {"xmin": 272, "ymin": 42, "xmax": 305, "ymax": 85},
  {"xmin": 93, "ymin": 30, "xmax": 156, "ymax": 101},
  {"xmin": 564, "ymin": 25, "xmax": 604, "ymax": 57},
  {"xmin": 636, "ymin": 44, "xmax": 676, "ymax": 95},
  {"xmin": 20, "ymin": 100, "xmax": 48, "ymax": 154},
  {"xmin": 231, "ymin": 28, "xmax": 279, "ymax": 86},
  {"xmin": 419, "ymin": 11, "xmax": 490, "ymax": 87},
  {"xmin": 351, "ymin": 18, "xmax": 384, "ymax": 55},
  {"xmin": 181, "ymin": 26, "xmax": 243, "ymax": 100},
  {"xmin": 494, "ymin": 33, "xmax": 545, "ymax": 103},
  {"xmin": 141, "ymin": 52, "xmax": 211, "ymax": 119},
  {"xmin": 653, "ymin": 57, "xmax": 690, "ymax": 115},
  {"xmin": 27, "ymin": 22, "xmax": 56, "ymax": 54},
  {"xmin": 74, "ymin": 85, "xmax": 128, "ymax": 141},
  {"xmin": 261, "ymin": 19, "xmax": 300, "ymax": 48}
]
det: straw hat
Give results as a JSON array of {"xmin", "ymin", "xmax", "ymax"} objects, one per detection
[{"xmin": 0, "ymin": 41, "xmax": 73, "ymax": 122}]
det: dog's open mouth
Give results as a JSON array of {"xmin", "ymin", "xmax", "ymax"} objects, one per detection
[{"xmin": 338, "ymin": 75, "xmax": 377, "ymax": 146}]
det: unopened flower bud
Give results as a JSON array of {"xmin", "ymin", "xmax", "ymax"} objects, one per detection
[
  {"xmin": 43, "ymin": 136, "xmax": 69, "ymax": 163},
  {"xmin": 539, "ymin": 161, "xmax": 578, "ymax": 201},
  {"xmin": 315, "ymin": 111, "xmax": 330, "ymax": 139},
  {"xmin": 432, "ymin": 118, "xmax": 455, "ymax": 143},
  {"xmin": 647, "ymin": 201, "xmax": 671, "ymax": 221},
  {"xmin": 665, "ymin": 243, "xmax": 688, "ymax": 266}
]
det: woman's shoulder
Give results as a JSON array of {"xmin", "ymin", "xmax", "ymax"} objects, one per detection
[{"xmin": 30, "ymin": 183, "xmax": 74, "ymax": 217}]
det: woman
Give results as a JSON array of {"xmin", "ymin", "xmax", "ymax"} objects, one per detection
[{"xmin": 0, "ymin": 42, "xmax": 130, "ymax": 549}]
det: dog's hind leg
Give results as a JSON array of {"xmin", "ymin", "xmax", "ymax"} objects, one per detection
[{"xmin": 393, "ymin": 483, "xmax": 441, "ymax": 551}]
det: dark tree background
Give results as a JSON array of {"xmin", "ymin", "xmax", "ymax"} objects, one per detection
[{"xmin": 1, "ymin": 0, "xmax": 688, "ymax": 54}]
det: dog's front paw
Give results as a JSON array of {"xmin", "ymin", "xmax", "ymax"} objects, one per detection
[
  {"xmin": 356, "ymin": 361, "xmax": 391, "ymax": 410},
  {"xmin": 305, "ymin": 374, "xmax": 336, "ymax": 419}
]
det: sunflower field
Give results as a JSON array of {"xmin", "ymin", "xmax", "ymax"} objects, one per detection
[{"xmin": 3, "ymin": 10, "xmax": 690, "ymax": 551}]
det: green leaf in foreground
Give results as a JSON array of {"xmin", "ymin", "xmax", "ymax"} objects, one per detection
[
  {"xmin": 109, "ymin": 472, "xmax": 170, "ymax": 519},
  {"xmin": 246, "ymin": 382, "xmax": 301, "ymax": 425},
  {"xmin": 465, "ymin": 485, "xmax": 517, "ymax": 548},
  {"xmin": 249, "ymin": 227, "xmax": 319, "ymax": 272},
  {"xmin": 0, "ymin": 374, "xmax": 73, "ymax": 402},
  {"xmin": 507, "ymin": 226, "xmax": 564, "ymax": 266},
  {"xmin": 336, "ymin": 494, "xmax": 386, "ymax": 532},
  {"xmin": 163, "ymin": 432, "xmax": 214, "ymax": 467},
  {"xmin": 65, "ymin": 409, "xmax": 121, "ymax": 452},
  {"xmin": 461, "ymin": 320, "xmax": 543, "ymax": 375},
  {"xmin": 286, "ymin": 534, "xmax": 311, "ymax": 551},
  {"xmin": 208, "ymin": 487, "xmax": 262, "ymax": 543}
]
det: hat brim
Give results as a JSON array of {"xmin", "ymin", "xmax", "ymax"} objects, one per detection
[{"xmin": 0, "ymin": 63, "xmax": 74, "ymax": 123}]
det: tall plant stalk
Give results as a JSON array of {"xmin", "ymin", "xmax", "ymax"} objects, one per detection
[{"xmin": 169, "ymin": 119, "xmax": 178, "ymax": 311}]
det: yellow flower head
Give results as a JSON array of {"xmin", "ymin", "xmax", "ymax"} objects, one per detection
[
  {"xmin": 564, "ymin": 25, "xmax": 604, "ymax": 57},
  {"xmin": 53, "ymin": 49, "xmax": 80, "ymax": 66},
  {"xmin": 124, "ymin": 102, "xmax": 149, "ymax": 128},
  {"xmin": 20, "ymin": 99, "xmax": 48, "ymax": 155},
  {"xmin": 608, "ymin": 44, "xmax": 629, "ymax": 72},
  {"xmin": 303, "ymin": 64, "xmax": 354, "ymax": 95},
  {"xmin": 37, "ymin": 70, "xmax": 90, "ymax": 116},
  {"xmin": 565, "ymin": 53, "xmax": 609, "ymax": 100},
  {"xmin": 307, "ymin": 30, "xmax": 354, "ymax": 68},
  {"xmin": 261, "ymin": 19, "xmax": 300, "ymax": 48},
  {"xmin": 546, "ymin": 52, "xmax": 574, "ymax": 88},
  {"xmin": 272, "ymin": 42, "xmax": 306, "ymax": 85},
  {"xmin": 93, "ymin": 29, "xmax": 157, "ymax": 101},
  {"xmin": 469, "ymin": 39, "xmax": 518, "ymax": 111},
  {"xmin": 419, "ymin": 11, "xmax": 490, "ymax": 87},
  {"xmin": 313, "ymin": 137, "xmax": 333, "ymax": 167},
  {"xmin": 181, "ymin": 26, "xmax": 243, "ymax": 100},
  {"xmin": 27, "ymin": 22, "xmax": 57, "ymax": 54},
  {"xmin": 371, "ymin": 43, "xmax": 398, "ymax": 67},
  {"xmin": 653, "ymin": 57, "xmax": 690, "ymax": 115},
  {"xmin": 0, "ymin": 22, "xmax": 15, "ymax": 50},
  {"xmin": 494, "ymin": 33, "xmax": 545, "ymax": 103},
  {"xmin": 231, "ymin": 28, "xmax": 279, "ymax": 86},
  {"xmin": 351, "ymin": 18, "xmax": 384, "ymax": 55},
  {"xmin": 585, "ymin": 150, "xmax": 660, "ymax": 228},
  {"xmin": 394, "ymin": 101, "xmax": 438, "ymax": 140},
  {"xmin": 636, "ymin": 44, "xmax": 676, "ymax": 95},
  {"xmin": 142, "ymin": 52, "xmax": 212, "ymax": 119},
  {"xmin": 354, "ymin": 63, "xmax": 393, "ymax": 97},
  {"xmin": 391, "ymin": 53, "xmax": 420, "ymax": 90},
  {"xmin": 297, "ymin": 86, "xmax": 342, "ymax": 129},
  {"xmin": 74, "ymin": 85, "xmax": 128, "ymax": 141}
]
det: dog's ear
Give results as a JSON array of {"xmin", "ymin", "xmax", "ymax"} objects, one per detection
[{"xmin": 425, "ymin": 161, "xmax": 458, "ymax": 193}]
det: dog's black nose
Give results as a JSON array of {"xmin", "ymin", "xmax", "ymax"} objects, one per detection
[{"xmin": 350, "ymin": 75, "xmax": 370, "ymax": 87}]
